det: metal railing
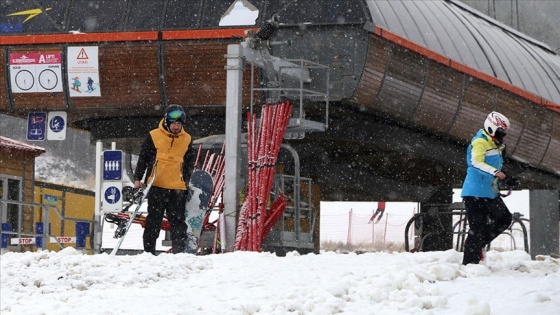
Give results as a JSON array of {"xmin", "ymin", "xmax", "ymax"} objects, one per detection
[{"xmin": 0, "ymin": 198, "xmax": 94, "ymax": 252}]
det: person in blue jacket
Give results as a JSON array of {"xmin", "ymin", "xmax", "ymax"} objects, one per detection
[{"xmin": 461, "ymin": 111, "xmax": 513, "ymax": 265}]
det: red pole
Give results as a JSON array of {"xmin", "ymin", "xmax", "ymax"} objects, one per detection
[
  {"xmin": 236, "ymin": 100, "xmax": 294, "ymax": 251},
  {"xmin": 201, "ymin": 149, "xmax": 210, "ymax": 171},
  {"xmin": 383, "ymin": 214, "xmax": 388, "ymax": 245},
  {"xmin": 372, "ymin": 208, "xmax": 375, "ymax": 243}
]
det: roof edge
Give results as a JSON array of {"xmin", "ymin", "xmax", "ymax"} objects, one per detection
[{"xmin": 0, "ymin": 136, "xmax": 46, "ymax": 156}]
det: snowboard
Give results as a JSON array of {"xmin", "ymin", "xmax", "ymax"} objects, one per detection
[{"xmin": 184, "ymin": 170, "xmax": 214, "ymax": 254}]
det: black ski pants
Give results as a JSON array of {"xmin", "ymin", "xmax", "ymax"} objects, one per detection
[
  {"xmin": 143, "ymin": 186, "xmax": 188, "ymax": 254},
  {"xmin": 462, "ymin": 196, "xmax": 512, "ymax": 265}
]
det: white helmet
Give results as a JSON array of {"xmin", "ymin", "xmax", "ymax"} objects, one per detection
[{"xmin": 484, "ymin": 111, "xmax": 510, "ymax": 137}]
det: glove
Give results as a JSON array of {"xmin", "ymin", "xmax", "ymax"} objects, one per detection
[
  {"xmin": 503, "ymin": 177, "xmax": 520, "ymax": 188},
  {"xmin": 491, "ymin": 176, "xmax": 520, "ymax": 195}
]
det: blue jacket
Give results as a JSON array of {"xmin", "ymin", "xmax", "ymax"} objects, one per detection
[{"xmin": 461, "ymin": 129, "xmax": 504, "ymax": 198}]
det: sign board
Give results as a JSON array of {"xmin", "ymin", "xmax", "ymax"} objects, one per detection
[
  {"xmin": 47, "ymin": 111, "xmax": 67, "ymax": 140},
  {"xmin": 44, "ymin": 194, "xmax": 59, "ymax": 205},
  {"xmin": 10, "ymin": 238, "xmax": 36, "ymax": 245},
  {"xmin": 103, "ymin": 150, "xmax": 123, "ymax": 180},
  {"xmin": 49, "ymin": 237, "xmax": 76, "ymax": 244},
  {"xmin": 9, "ymin": 53, "xmax": 63, "ymax": 93},
  {"xmin": 27, "ymin": 112, "xmax": 47, "ymax": 141},
  {"xmin": 101, "ymin": 182, "xmax": 122, "ymax": 212},
  {"xmin": 67, "ymin": 46, "xmax": 101, "ymax": 97},
  {"xmin": 9, "ymin": 237, "xmax": 77, "ymax": 245}
]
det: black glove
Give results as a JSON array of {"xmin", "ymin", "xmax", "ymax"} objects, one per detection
[
  {"xmin": 492, "ymin": 176, "xmax": 520, "ymax": 194},
  {"xmin": 503, "ymin": 177, "xmax": 520, "ymax": 187}
]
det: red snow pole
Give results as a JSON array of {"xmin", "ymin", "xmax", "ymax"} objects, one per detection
[
  {"xmin": 235, "ymin": 98, "xmax": 293, "ymax": 251},
  {"xmin": 194, "ymin": 144, "xmax": 203, "ymax": 170},
  {"xmin": 261, "ymin": 194, "xmax": 288, "ymax": 243}
]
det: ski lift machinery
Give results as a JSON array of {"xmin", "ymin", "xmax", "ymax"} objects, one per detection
[{"xmin": 218, "ymin": 19, "xmax": 330, "ymax": 254}]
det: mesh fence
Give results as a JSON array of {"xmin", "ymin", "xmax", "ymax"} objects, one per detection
[{"xmin": 320, "ymin": 208, "xmax": 532, "ymax": 252}]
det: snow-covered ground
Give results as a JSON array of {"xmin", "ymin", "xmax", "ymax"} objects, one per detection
[
  {"xmin": 1, "ymin": 248, "xmax": 559, "ymax": 315},
  {"xmin": 3, "ymin": 116, "xmax": 559, "ymax": 314}
]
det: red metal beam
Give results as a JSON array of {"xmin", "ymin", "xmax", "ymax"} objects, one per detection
[
  {"xmin": 162, "ymin": 29, "xmax": 256, "ymax": 40},
  {"xmin": 0, "ymin": 32, "xmax": 158, "ymax": 45},
  {"xmin": 0, "ymin": 28, "xmax": 255, "ymax": 45}
]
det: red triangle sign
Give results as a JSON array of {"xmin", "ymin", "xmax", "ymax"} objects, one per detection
[{"xmin": 77, "ymin": 48, "xmax": 89, "ymax": 59}]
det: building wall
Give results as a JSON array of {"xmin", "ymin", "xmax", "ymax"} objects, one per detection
[
  {"xmin": 1, "ymin": 148, "xmax": 94, "ymax": 253},
  {"xmin": 33, "ymin": 182, "xmax": 94, "ymax": 252},
  {"xmin": 0, "ymin": 150, "xmax": 35, "ymax": 232}
]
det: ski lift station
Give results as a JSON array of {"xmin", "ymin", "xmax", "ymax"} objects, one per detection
[{"xmin": 0, "ymin": 0, "xmax": 559, "ymax": 257}]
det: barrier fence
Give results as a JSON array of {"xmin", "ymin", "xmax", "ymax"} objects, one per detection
[
  {"xmin": 0, "ymin": 199, "xmax": 93, "ymax": 253},
  {"xmin": 321, "ymin": 209, "xmax": 413, "ymax": 249},
  {"xmin": 321, "ymin": 208, "xmax": 532, "ymax": 252}
]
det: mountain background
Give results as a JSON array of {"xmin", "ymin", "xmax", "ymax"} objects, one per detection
[
  {"xmin": 1, "ymin": 0, "xmax": 560, "ymax": 191},
  {"xmin": 0, "ymin": 114, "xmax": 97, "ymax": 190}
]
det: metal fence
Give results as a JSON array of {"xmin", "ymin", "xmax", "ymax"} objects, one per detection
[{"xmin": 0, "ymin": 199, "xmax": 93, "ymax": 253}]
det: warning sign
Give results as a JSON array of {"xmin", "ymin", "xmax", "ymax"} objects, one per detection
[
  {"xmin": 67, "ymin": 46, "xmax": 100, "ymax": 97},
  {"xmin": 76, "ymin": 48, "xmax": 89, "ymax": 59}
]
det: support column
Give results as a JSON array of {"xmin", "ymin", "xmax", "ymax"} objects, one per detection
[
  {"xmin": 529, "ymin": 190, "xmax": 559, "ymax": 259},
  {"xmin": 93, "ymin": 141, "xmax": 103, "ymax": 254},
  {"xmin": 223, "ymin": 44, "xmax": 244, "ymax": 252}
]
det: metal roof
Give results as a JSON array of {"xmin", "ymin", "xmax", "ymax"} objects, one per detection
[
  {"xmin": 366, "ymin": 0, "xmax": 560, "ymax": 105},
  {"xmin": 0, "ymin": 136, "xmax": 45, "ymax": 156}
]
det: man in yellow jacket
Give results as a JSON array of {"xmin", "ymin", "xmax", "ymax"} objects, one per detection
[{"xmin": 134, "ymin": 105, "xmax": 195, "ymax": 254}]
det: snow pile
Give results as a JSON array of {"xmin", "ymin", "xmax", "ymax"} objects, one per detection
[{"xmin": 1, "ymin": 249, "xmax": 559, "ymax": 314}]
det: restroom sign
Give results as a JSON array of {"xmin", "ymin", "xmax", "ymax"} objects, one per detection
[{"xmin": 103, "ymin": 150, "xmax": 123, "ymax": 180}]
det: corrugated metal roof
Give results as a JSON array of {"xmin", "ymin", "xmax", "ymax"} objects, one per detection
[
  {"xmin": 366, "ymin": 0, "xmax": 560, "ymax": 105},
  {"xmin": 0, "ymin": 136, "xmax": 45, "ymax": 156}
]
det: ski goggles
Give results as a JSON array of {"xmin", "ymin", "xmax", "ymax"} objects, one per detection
[{"xmin": 167, "ymin": 110, "xmax": 186, "ymax": 123}]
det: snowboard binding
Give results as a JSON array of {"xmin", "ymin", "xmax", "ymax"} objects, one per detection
[
  {"xmin": 104, "ymin": 212, "xmax": 131, "ymax": 238},
  {"xmin": 104, "ymin": 186, "xmax": 147, "ymax": 239}
]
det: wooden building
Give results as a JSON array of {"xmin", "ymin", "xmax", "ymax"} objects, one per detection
[{"xmin": 0, "ymin": 136, "xmax": 45, "ymax": 234}]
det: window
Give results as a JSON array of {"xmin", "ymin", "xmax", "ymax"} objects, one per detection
[{"xmin": 0, "ymin": 176, "xmax": 22, "ymax": 232}]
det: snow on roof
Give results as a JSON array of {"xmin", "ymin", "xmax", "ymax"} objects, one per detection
[{"xmin": 0, "ymin": 136, "xmax": 46, "ymax": 156}]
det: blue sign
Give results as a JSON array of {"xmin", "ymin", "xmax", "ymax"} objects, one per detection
[
  {"xmin": 44, "ymin": 194, "xmax": 58, "ymax": 204},
  {"xmin": 104, "ymin": 186, "xmax": 121, "ymax": 204},
  {"xmin": 103, "ymin": 150, "xmax": 123, "ymax": 180},
  {"xmin": 49, "ymin": 115, "xmax": 65, "ymax": 133},
  {"xmin": 27, "ymin": 112, "xmax": 47, "ymax": 141}
]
